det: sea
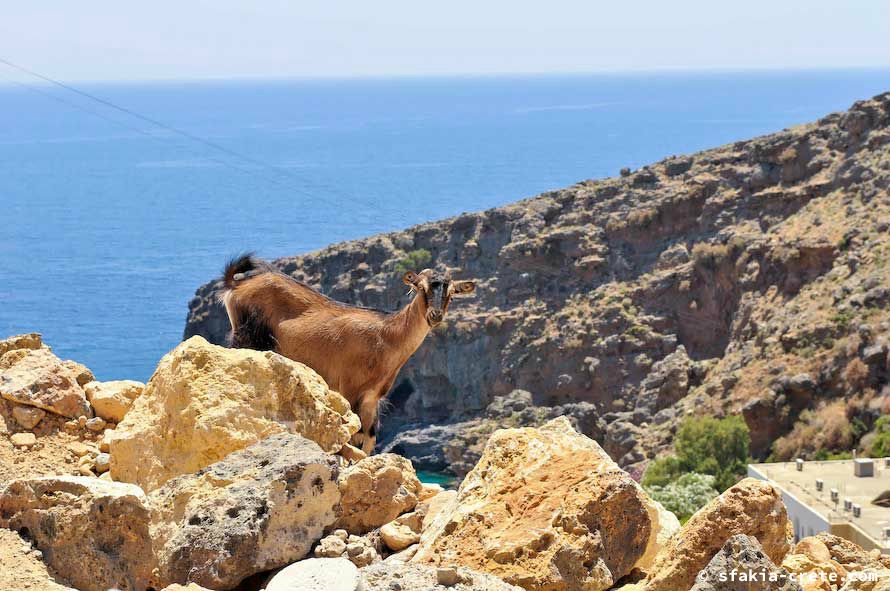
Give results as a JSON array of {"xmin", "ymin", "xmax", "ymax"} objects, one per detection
[{"xmin": 1, "ymin": 70, "xmax": 888, "ymax": 381}]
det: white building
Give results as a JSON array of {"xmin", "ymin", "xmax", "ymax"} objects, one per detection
[{"xmin": 748, "ymin": 458, "xmax": 890, "ymax": 554}]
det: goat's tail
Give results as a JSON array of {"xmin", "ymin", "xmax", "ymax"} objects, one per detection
[
  {"xmin": 220, "ymin": 254, "xmax": 278, "ymax": 352},
  {"xmin": 222, "ymin": 253, "xmax": 266, "ymax": 289}
]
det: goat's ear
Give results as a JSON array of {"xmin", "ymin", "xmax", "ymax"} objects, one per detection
[
  {"xmin": 403, "ymin": 271, "xmax": 419, "ymax": 286},
  {"xmin": 451, "ymin": 280, "xmax": 476, "ymax": 295}
]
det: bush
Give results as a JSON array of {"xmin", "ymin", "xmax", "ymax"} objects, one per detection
[
  {"xmin": 395, "ymin": 249, "xmax": 432, "ymax": 274},
  {"xmin": 645, "ymin": 472, "xmax": 719, "ymax": 522},
  {"xmin": 868, "ymin": 416, "xmax": 890, "ymax": 457},
  {"xmin": 642, "ymin": 415, "xmax": 751, "ymax": 492},
  {"xmin": 641, "ymin": 455, "xmax": 684, "ymax": 487},
  {"xmin": 843, "ymin": 358, "xmax": 869, "ymax": 391},
  {"xmin": 770, "ymin": 401, "xmax": 854, "ymax": 461},
  {"xmin": 691, "ymin": 242, "xmax": 730, "ymax": 268}
]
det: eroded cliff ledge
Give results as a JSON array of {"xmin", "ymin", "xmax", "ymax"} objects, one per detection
[{"xmin": 185, "ymin": 92, "xmax": 890, "ymax": 471}]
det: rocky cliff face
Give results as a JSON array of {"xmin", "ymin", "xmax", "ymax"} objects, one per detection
[{"xmin": 184, "ymin": 92, "xmax": 890, "ymax": 470}]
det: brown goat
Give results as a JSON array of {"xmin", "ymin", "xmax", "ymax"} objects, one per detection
[{"xmin": 219, "ymin": 255, "xmax": 475, "ymax": 453}]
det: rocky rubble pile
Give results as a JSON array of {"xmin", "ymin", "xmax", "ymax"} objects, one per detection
[{"xmin": 4, "ymin": 332, "xmax": 890, "ymax": 591}]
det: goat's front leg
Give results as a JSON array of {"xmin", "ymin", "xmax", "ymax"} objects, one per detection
[{"xmin": 351, "ymin": 393, "xmax": 380, "ymax": 455}]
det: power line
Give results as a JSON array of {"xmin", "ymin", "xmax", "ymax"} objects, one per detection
[
  {"xmin": 0, "ymin": 57, "xmax": 400, "ymax": 218},
  {"xmin": 0, "ymin": 70, "xmax": 264, "ymax": 181}
]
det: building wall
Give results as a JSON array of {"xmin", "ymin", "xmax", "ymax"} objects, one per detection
[
  {"xmin": 747, "ymin": 465, "xmax": 829, "ymax": 541},
  {"xmin": 830, "ymin": 522, "xmax": 882, "ymax": 553}
]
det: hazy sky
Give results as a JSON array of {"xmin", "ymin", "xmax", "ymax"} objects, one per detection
[{"xmin": 1, "ymin": 1, "xmax": 889, "ymax": 82}]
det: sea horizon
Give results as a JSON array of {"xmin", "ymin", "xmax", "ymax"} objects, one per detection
[{"xmin": 2, "ymin": 65, "xmax": 889, "ymax": 87}]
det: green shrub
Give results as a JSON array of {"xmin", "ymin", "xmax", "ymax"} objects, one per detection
[
  {"xmin": 675, "ymin": 415, "xmax": 750, "ymax": 490},
  {"xmin": 642, "ymin": 415, "xmax": 751, "ymax": 492},
  {"xmin": 645, "ymin": 472, "xmax": 719, "ymax": 522},
  {"xmin": 641, "ymin": 455, "xmax": 684, "ymax": 487},
  {"xmin": 812, "ymin": 449, "xmax": 854, "ymax": 461},
  {"xmin": 869, "ymin": 416, "xmax": 890, "ymax": 457},
  {"xmin": 395, "ymin": 249, "xmax": 432, "ymax": 274}
]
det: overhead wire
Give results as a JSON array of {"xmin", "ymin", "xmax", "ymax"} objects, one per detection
[{"xmin": 0, "ymin": 57, "xmax": 402, "ymax": 219}]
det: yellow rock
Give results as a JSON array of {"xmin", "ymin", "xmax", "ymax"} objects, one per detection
[
  {"xmin": 380, "ymin": 521, "xmax": 421, "ymax": 552},
  {"xmin": 784, "ymin": 533, "xmax": 890, "ymax": 591},
  {"xmin": 84, "ymin": 379, "xmax": 144, "ymax": 423},
  {"xmin": 782, "ymin": 552, "xmax": 845, "ymax": 591},
  {"xmin": 413, "ymin": 417, "xmax": 670, "ymax": 591},
  {"xmin": 418, "ymin": 482, "xmax": 443, "ymax": 501},
  {"xmin": 0, "ymin": 476, "xmax": 154, "ymax": 591},
  {"xmin": 642, "ymin": 478, "xmax": 792, "ymax": 591},
  {"xmin": 420, "ymin": 489, "xmax": 457, "ymax": 532},
  {"xmin": 67, "ymin": 441, "xmax": 91, "ymax": 457},
  {"xmin": 0, "ymin": 347, "xmax": 92, "ymax": 418},
  {"xmin": 0, "ymin": 333, "xmax": 43, "ymax": 357},
  {"xmin": 10, "ymin": 432, "xmax": 37, "ymax": 448},
  {"xmin": 335, "ymin": 453, "xmax": 422, "ymax": 534},
  {"xmin": 108, "ymin": 336, "xmax": 360, "ymax": 491}
]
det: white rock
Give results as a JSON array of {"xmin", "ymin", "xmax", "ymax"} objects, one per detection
[
  {"xmin": 85, "ymin": 417, "xmax": 107, "ymax": 432},
  {"xmin": 265, "ymin": 557, "xmax": 361, "ymax": 591},
  {"xmin": 11, "ymin": 432, "xmax": 37, "ymax": 448},
  {"xmin": 94, "ymin": 453, "xmax": 111, "ymax": 474}
]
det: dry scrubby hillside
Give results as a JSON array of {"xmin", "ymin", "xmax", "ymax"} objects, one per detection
[{"xmin": 185, "ymin": 92, "xmax": 890, "ymax": 472}]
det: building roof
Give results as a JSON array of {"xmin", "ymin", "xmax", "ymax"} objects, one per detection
[{"xmin": 749, "ymin": 459, "xmax": 890, "ymax": 548}]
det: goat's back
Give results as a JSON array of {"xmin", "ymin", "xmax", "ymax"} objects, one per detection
[{"xmin": 228, "ymin": 272, "xmax": 331, "ymax": 320}]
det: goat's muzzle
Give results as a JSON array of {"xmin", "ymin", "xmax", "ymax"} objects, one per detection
[{"xmin": 426, "ymin": 309, "xmax": 443, "ymax": 326}]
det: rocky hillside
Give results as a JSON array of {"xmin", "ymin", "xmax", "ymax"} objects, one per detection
[
  {"xmin": 4, "ymin": 332, "xmax": 890, "ymax": 591},
  {"xmin": 185, "ymin": 92, "xmax": 890, "ymax": 472}
]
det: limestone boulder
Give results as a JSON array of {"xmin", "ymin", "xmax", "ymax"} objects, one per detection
[
  {"xmin": 782, "ymin": 534, "xmax": 887, "ymax": 591},
  {"xmin": 420, "ymin": 489, "xmax": 457, "ymax": 532},
  {"xmin": 419, "ymin": 482, "xmax": 444, "ymax": 501},
  {"xmin": 84, "ymin": 379, "xmax": 144, "ymax": 423},
  {"xmin": 812, "ymin": 533, "xmax": 885, "ymax": 573},
  {"xmin": 335, "ymin": 453, "xmax": 422, "ymax": 534},
  {"xmin": 412, "ymin": 417, "xmax": 661, "ymax": 591},
  {"xmin": 12, "ymin": 404, "xmax": 46, "ymax": 429},
  {"xmin": 692, "ymin": 535, "xmax": 801, "ymax": 591},
  {"xmin": 781, "ymin": 536, "xmax": 847, "ymax": 591},
  {"xmin": 150, "ymin": 433, "xmax": 341, "ymax": 590},
  {"xmin": 643, "ymin": 478, "xmax": 792, "ymax": 591},
  {"xmin": 638, "ymin": 496, "xmax": 681, "ymax": 573},
  {"xmin": 362, "ymin": 562, "xmax": 525, "ymax": 591},
  {"xmin": 0, "ymin": 347, "xmax": 92, "ymax": 418},
  {"xmin": 0, "ymin": 476, "xmax": 154, "ymax": 591},
  {"xmin": 108, "ymin": 336, "xmax": 360, "ymax": 491},
  {"xmin": 781, "ymin": 553, "xmax": 845, "ymax": 591},
  {"xmin": 265, "ymin": 558, "xmax": 361, "ymax": 591},
  {"xmin": 0, "ymin": 528, "xmax": 79, "ymax": 591},
  {"xmin": 314, "ymin": 530, "xmax": 381, "ymax": 567},
  {"xmin": 0, "ymin": 332, "xmax": 43, "ymax": 356},
  {"xmin": 380, "ymin": 520, "xmax": 421, "ymax": 552}
]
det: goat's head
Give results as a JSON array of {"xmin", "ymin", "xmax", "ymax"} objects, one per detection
[{"xmin": 403, "ymin": 268, "xmax": 475, "ymax": 327}]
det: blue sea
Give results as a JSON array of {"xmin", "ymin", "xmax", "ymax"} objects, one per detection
[{"xmin": 1, "ymin": 70, "xmax": 888, "ymax": 381}]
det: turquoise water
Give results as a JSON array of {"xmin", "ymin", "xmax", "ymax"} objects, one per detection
[
  {"xmin": 1, "ymin": 70, "xmax": 888, "ymax": 380},
  {"xmin": 416, "ymin": 470, "xmax": 459, "ymax": 488}
]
